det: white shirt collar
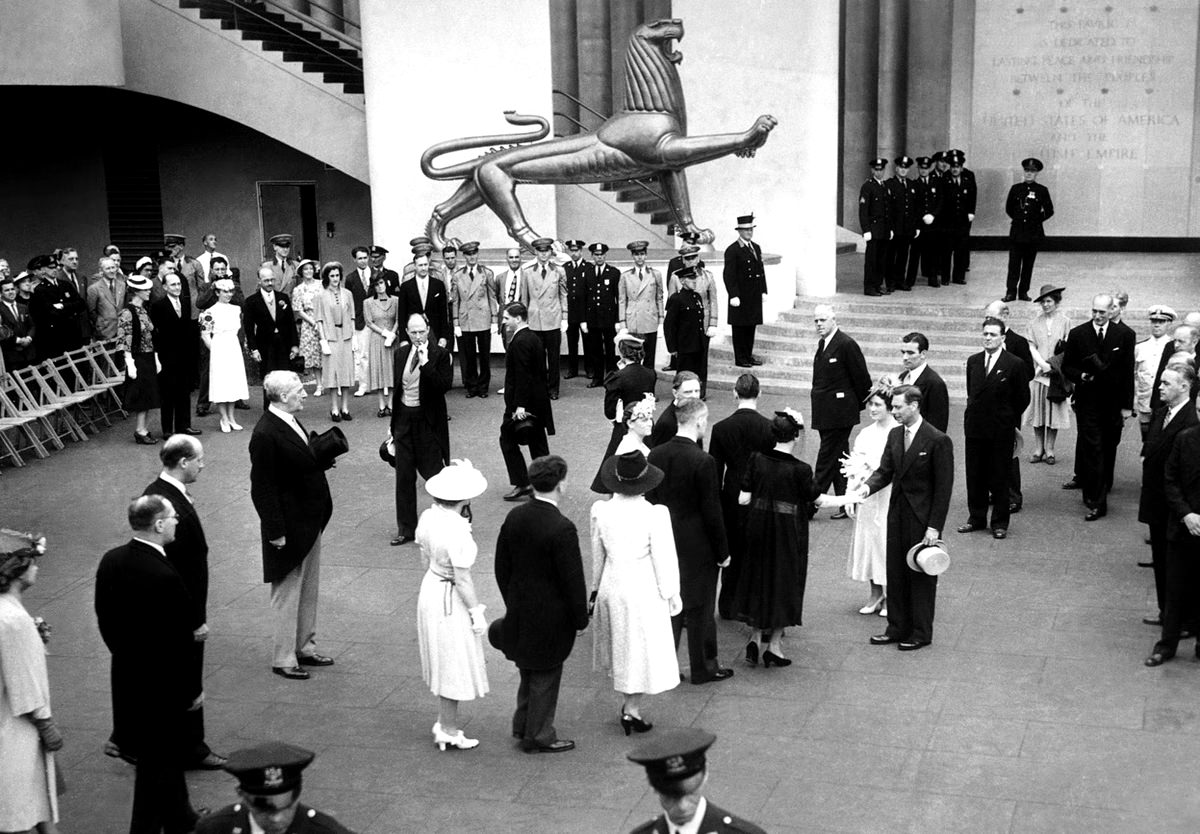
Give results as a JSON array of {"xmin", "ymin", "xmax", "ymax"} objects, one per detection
[
  {"xmin": 159, "ymin": 472, "xmax": 190, "ymax": 501},
  {"xmin": 905, "ymin": 361, "xmax": 927, "ymax": 381},
  {"xmin": 132, "ymin": 537, "xmax": 167, "ymax": 558},
  {"xmin": 533, "ymin": 494, "xmax": 558, "ymax": 507},
  {"xmin": 668, "ymin": 796, "xmax": 707, "ymax": 834},
  {"xmin": 906, "ymin": 416, "xmax": 924, "ymax": 434}
]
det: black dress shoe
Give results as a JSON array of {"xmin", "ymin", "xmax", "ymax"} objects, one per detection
[
  {"xmin": 1143, "ymin": 615, "xmax": 1162, "ymax": 626},
  {"xmin": 549, "ymin": 392, "xmax": 558, "ymax": 400},
  {"xmin": 188, "ymin": 752, "xmax": 229, "ymax": 771},
  {"xmin": 1008, "ymin": 503, "xmax": 1022, "ymax": 514},
  {"xmin": 587, "ymin": 380, "xmax": 603, "ymax": 388},
  {"xmin": 870, "ymin": 634, "xmax": 900, "ymax": 645},
  {"xmin": 735, "ymin": 361, "xmax": 754, "ymax": 367},
  {"xmin": 1001, "ymin": 295, "xmax": 1016, "ymax": 302},
  {"xmin": 895, "ymin": 285, "xmax": 912, "ymax": 291},
  {"xmin": 898, "ymin": 641, "xmax": 930, "ymax": 651},
  {"xmin": 864, "ymin": 290, "xmax": 883, "ymax": 297},
  {"xmin": 195, "ymin": 407, "xmax": 211, "ymax": 417},
  {"xmin": 992, "ymin": 528, "xmax": 1008, "ymax": 540},
  {"xmin": 927, "ymin": 282, "xmax": 940, "ymax": 288},
  {"xmin": 298, "ymin": 653, "xmax": 335, "ymax": 666},
  {"xmin": 693, "ymin": 667, "xmax": 734, "ymax": 684},
  {"xmin": 1018, "ymin": 294, "xmax": 1032, "ymax": 301},
  {"xmin": 1084, "ymin": 508, "xmax": 1106, "ymax": 521},
  {"xmin": 563, "ymin": 371, "xmax": 577, "ymax": 379},
  {"xmin": 183, "ymin": 427, "xmax": 203, "ymax": 436},
  {"xmin": 391, "ymin": 534, "xmax": 414, "ymax": 546},
  {"xmin": 1137, "ymin": 560, "xmax": 1154, "ymax": 568},
  {"xmin": 330, "ymin": 411, "xmax": 342, "ymax": 423},
  {"xmin": 951, "ymin": 279, "xmax": 966, "ymax": 285},
  {"xmin": 745, "ymin": 641, "xmax": 759, "ymax": 666},
  {"xmin": 479, "ymin": 391, "xmax": 488, "ymax": 398},
  {"xmin": 134, "ymin": 432, "xmax": 158, "ymax": 445},
  {"xmin": 340, "ymin": 411, "xmax": 353, "ymax": 421},
  {"xmin": 272, "ymin": 666, "xmax": 310, "ymax": 680},
  {"xmin": 762, "ymin": 650, "xmax": 792, "ymax": 668},
  {"xmin": 1062, "ymin": 478, "xmax": 1080, "ymax": 489},
  {"xmin": 957, "ymin": 522, "xmax": 986, "ymax": 534},
  {"xmin": 523, "ymin": 739, "xmax": 575, "ymax": 754},
  {"xmin": 465, "ymin": 390, "xmax": 477, "ymax": 398},
  {"xmin": 1144, "ymin": 651, "xmax": 1172, "ymax": 667},
  {"xmin": 750, "ymin": 356, "xmax": 764, "ymax": 365},
  {"xmin": 503, "ymin": 486, "xmax": 533, "ymax": 501}
]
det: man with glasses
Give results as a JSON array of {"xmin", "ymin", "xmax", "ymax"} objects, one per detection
[{"xmin": 1062, "ymin": 293, "xmax": 1136, "ymax": 520}]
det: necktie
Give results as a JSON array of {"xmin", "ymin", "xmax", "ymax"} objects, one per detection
[
  {"xmin": 541, "ymin": 267, "xmax": 547, "ymax": 280},
  {"xmin": 984, "ymin": 352, "xmax": 993, "ymax": 375},
  {"xmin": 508, "ymin": 275, "xmax": 517, "ymax": 303},
  {"xmin": 816, "ymin": 337, "xmax": 825, "ymax": 357},
  {"xmin": 408, "ymin": 346, "xmax": 420, "ymax": 373},
  {"xmin": 900, "ymin": 370, "xmax": 909, "ymax": 382},
  {"xmin": 265, "ymin": 294, "xmax": 275, "ymax": 320},
  {"xmin": 904, "ymin": 427, "xmax": 913, "ymax": 451},
  {"xmin": 1097, "ymin": 325, "xmax": 1106, "ymax": 342}
]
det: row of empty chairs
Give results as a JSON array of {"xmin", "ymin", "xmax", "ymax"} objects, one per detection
[{"xmin": 0, "ymin": 340, "xmax": 129, "ymax": 470}]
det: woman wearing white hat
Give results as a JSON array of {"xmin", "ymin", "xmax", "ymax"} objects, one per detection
[
  {"xmin": 199, "ymin": 278, "xmax": 250, "ymax": 433},
  {"xmin": 415, "ymin": 460, "xmax": 490, "ymax": 751},
  {"xmin": 118, "ymin": 271, "xmax": 161, "ymax": 444}
]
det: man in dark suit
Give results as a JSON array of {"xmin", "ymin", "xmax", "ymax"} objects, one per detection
[
  {"xmin": 856, "ymin": 385, "xmax": 954, "ymax": 650},
  {"xmin": 886, "ymin": 155, "xmax": 919, "ymax": 291},
  {"xmin": 1062, "ymin": 293, "xmax": 1136, "ymax": 520},
  {"xmin": 985, "ymin": 299, "xmax": 1036, "ymax": 512},
  {"xmin": 142, "ymin": 436, "xmax": 226, "ymax": 770},
  {"xmin": 150, "ymin": 273, "xmax": 202, "ymax": 438},
  {"xmin": 583, "ymin": 242, "xmax": 621, "ymax": 387},
  {"xmin": 28, "ymin": 253, "xmax": 85, "ymax": 360},
  {"xmin": 859, "ymin": 158, "xmax": 893, "ymax": 296},
  {"xmin": 390, "ymin": 313, "xmax": 452, "ymax": 546},
  {"xmin": 345, "ymin": 246, "xmax": 375, "ymax": 397},
  {"xmin": 912, "ymin": 156, "xmax": 943, "ymax": 286},
  {"xmin": 494, "ymin": 455, "xmax": 589, "ymax": 753},
  {"xmin": 897, "ymin": 332, "xmax": 949, "ymax": 433},
  {"xmin": 561, "ymin": 239, "xmax": 591, "ymax": 378},
  {"xmin": 811, "ymin": 305, "xmax": 872, "ymax": 515},
  {"xmin": 1004, "ymin": 157, "xmax": 1054, "ymax": 302},
  {"xmin": 958, "ymin": 318, "xmax": 1031, "ymax": 539},
  {"xmin": 1138, "ymin": 364, "xmax": 1199, "ymax": 630},
  {"xmin": 709, "ymin": 373, "xmax": 775, "ymax": 619},
  {"xmin": 53, "ymin": 246, "xmax": 92, "ymax": 343},
  {"xmin": 96, "ymin": 495, "xmax": 206, "ymax": 831},
  {"xmin": 1146, "ymin": 392, "xmax": 1200, "ymax": 666},
  {"xmin": 248, "ymin": 371, "xmax": 335, "ymax": 680},
  {"xmin": 0, "ymin": 275, "xmax": 36, "ymax": 370},
  {"xmin": 723, "ymin": 214, "xmax": 767, "ymax": 367},
  {"xmin": 398, "ymin": 251, "xmax": 451, "ymax": 349},
  {"xmin": 649, "ymin": 371, "xmax": 702, "ymax": 449},
  {"xmin": 499, "ymin": 303, "xmax": 555, "ymax": 500},
  {"xmin": 647, "ymin": 398, "xmax": 734, "ymax": 684},
  {"xmin": 940, "ymin": 150, "xmax": 977, "ymax": 285},
  {"xmin": 243, "ymin": 266, "xmax": 299, "ymax": 409}
]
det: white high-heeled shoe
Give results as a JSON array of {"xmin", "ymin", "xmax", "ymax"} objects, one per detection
[
  {"xmin": 859, "ymin": 597, "xmax": 884, "ymax": 615},
  {"xmin": 433, "ymin": 724, "xmax": 479, "ymax": 751},
  {"xmin": 229, "ymin": 420, "xmax": 244, "ymax": 431},
  {"xmin": 219, "ymin": 418, "xmax": 231, "ymax": 434}
]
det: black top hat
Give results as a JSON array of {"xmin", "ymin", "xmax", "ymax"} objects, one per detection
[
  {"xmin": 309, "ymin": 426, "xmax": 349, "ymax": 469},
  {"xmin": 1021, "ymin": 157, "xmax": 1044, "ymax": 172},
  {"xmin": 734, "ymin": 214, "xmax": 756, "ymax": 229},
  {"xmin": 600, "ymin": 450, "xmax": 664, "ymax": 495},
  {"xmin": 223, "ymin": 742, "xmax": 314, "ymax": 795}
]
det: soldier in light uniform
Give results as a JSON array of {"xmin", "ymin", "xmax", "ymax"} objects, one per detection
[
  {"xmin": 561, "ymin": 239, "xmax": 591, "ymax": 379},
  {"xmin": 859, "ymin": 158, "xmax": 892, "ymax": 296},
  {"xmin": 885, "ymin": 155, "xmax": 919, "ymax": 291},
  {"xmin": 401, "ymin": 236, "xmax": 447, "ymax": 284},
  {"xmin": 618, "ymin": 240, "xmax": 664, "ymax": 368},
  {"xmin": 196, "ymin": 741, "xmax": 353, "ymax": 834},
  {"xmin": 520, "ymin": 237, "xmax": 568, "ymax": 399},
  {"xmin": 264, "ymin": 233, "xmax": 298, "ymax": 296},
  {"xmin": 584, "ymin": 242, "xmax": 621, "ymax": 387},
  {"xmin": 451, "ymin": 241, "xmax": 498, "ymax": 398},
  {"xmin": 1004, "ymin": 157, "xmax": 1054, "ymax": 302},
  {"xmin": 627, "ymin": 729, "xmax": 765, "ymax": 834}
]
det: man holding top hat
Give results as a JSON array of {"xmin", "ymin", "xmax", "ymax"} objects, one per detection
[
  {"xmin": 722, "ymin": 214, "xmax": 767, "ymax": 366},
  {"xmin": 196, "ymin": 741, "xmax": 352, "ymax": 833},
  {"xmin": 627, "ymin": 728, "xmax": 766, "ymax": 834},
  {"xmin": 1004, "ymin": 157, "xmax": 1055, "ymax": 302}
]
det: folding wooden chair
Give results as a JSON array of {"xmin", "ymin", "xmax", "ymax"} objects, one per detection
[
  {"xmin": 11, "ymin": 365, "xmax": 88, "ymax": 443},
  {"xmin": 0, "ymin": 374, "xmax": 56, "ymax": 464},
  {"xmin": 38, "ymin": 357, "xmax": 103, "ymax": 435},
  {"xmin": 89, "ymin": 340, "xmax": 127, "ymax": 386},
  {"xmin": 71, "ymin": 345, "xmax": 128, "ymax": 424}
]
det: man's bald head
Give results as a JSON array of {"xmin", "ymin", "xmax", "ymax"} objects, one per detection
[{"xmin": 984, "ymin": 300, "xmax": 1009, "ymax": 321}]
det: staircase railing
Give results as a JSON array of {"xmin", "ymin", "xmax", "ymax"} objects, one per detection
[
  {"xmin": 258, "ymin": 0, "xmax": 361, "ymax": 52},
  {"xmin": 188, "ymin": 0, "xmax": 362, "ymax": 70}
]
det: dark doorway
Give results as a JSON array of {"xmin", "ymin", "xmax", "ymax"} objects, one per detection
[{"xmin": 257, "ymin": 181, "xmax": 319, "ymax": 261}]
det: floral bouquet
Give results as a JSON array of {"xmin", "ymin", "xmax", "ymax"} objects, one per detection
[
  {"xmin": 840, "ymin": 448, "xmax": 875, "ymax": 494},
  {"xmin": 33, "ymin": 616, "xmax": 51, "ymax": 645}
]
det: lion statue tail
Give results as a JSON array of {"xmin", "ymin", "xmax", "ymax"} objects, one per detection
[{"xmin": 420, "ymin": 111, "xmax": 551, "ymax": 181}]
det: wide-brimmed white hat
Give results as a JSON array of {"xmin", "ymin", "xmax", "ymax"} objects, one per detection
[
  {"xmin": 426, "ymin": 459, "xmax": 487, "ymax": 502},
  {"xmin": 906, "ymin": 540, "xmax": 950, "ymax": 576}
]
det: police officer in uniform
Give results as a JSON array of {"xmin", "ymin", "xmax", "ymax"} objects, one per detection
[
  {"xmin": 886, "ymin": 155, "xmax": 919, "ymax": 291},
  {"xmin": 561, "ymin": 239, "xmax": 591, "ymax": 379},
  {"xmin": 368, "ymin": 245, "xmax": 401, "ymax": 296},
  {"xmin": 912, "ymin": 156, "xmax": 943, "ymax": 286},
  {"xmin": 627, "ymin": 728, "xmax": 765, "ymax": 834},
  {"xmin": 1004, "ymin": 157, "xmax": 1054, "ymax": 302},
  {"xmin": 941, "ymin": 150, "xmax": 977, "ymax": 286},
  {"xmin": 196, "ymin": 741, "xmax": 353, "ymax": 833},
  {"xmin": 265, "ymin": 234, "xmax": 299, "ymax": 296},
  {"xmin": 859, "ymin": 158, "xmax": 892, "ymax": 296},
  {"xmin": 584, "ymin": 242, "xmax": 621, "ymax": 387}
]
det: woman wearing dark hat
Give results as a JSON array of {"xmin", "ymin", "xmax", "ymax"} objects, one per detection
[
  {"xmin": 291, "ymin": 259, "xmax": 324, "ymax": 394},
  {"xmin": 0, "ymin": 531, "xmax": 61, "ymax": 833},
  {"xmin": 591, "ymin": 450, "xmax": 681, "ymax": 734},
  {"xmin": 1026, "ymin": 283, "xmax": 1071, "ymax": 464},
  {"xmin": 415, "ymin": 461, "xmax": 490, "ymax": 751},
  {"xmin": 734, "ymin": 408, "xmax": 822, "ymax": 666},
  {"xmin": 589, "ymin": 330, "xmax": 658, "ymax": 493},
  {"xmin": 119, "ymin": 271, "xmax": 161, "ymax": 444}
]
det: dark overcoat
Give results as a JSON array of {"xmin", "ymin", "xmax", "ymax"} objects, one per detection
[
  {"xmin": 810, "ymin": 328, "xmax": 872, "ymax": 430},
  {"xmin": 964, "ymin": 349, "xmax": 1031, "ymax": 439},
  {"xmin": 722, "ymin": 239, "xmax": 765, "ymax": 326},
  {"xmin": 504, "ymin": 326, "xmax": 555, "ymax": 435},
  {"xmin": 243, "ymin": 290, "xmax": 298, "ymax": 374},
  {"xmin": 1140, "ymin": 404, "xmax": 1200, "ymax": 526}
]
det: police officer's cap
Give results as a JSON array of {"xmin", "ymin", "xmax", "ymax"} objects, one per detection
[
  {"xmin": 460, "ymin": 241, "xmax": 481, "ymax": 255},
  {"xmin": 531, "ymin": 237, "xmax": 555, "ymax": 252},
  {"xmin": 915, "ymin": 156, "xmax": 933, "ymax": 168},
  {"xmin": 930, "ymin": 151, "xmax": 945, "ymax": 163},
  {"xmin": 1148, "ymin": 304, "xmax": 1177, "ymax": 323},
  {"xmin": 164, "ymin": 233, "xmax": 186, "ymax": 246},
  {"xmin": 870, "ymin": 158, "xmax": 888, "ymax": 170},
  {"xmin": 26, "ymin": 255, "xmax": 55, "ymax": 271},
  {"xmin": 368, "ymin": 245, "xmax": 389, "ymax": 257},
  {"xmin": 947, "ymin": 150, "xmax": 966, "ymax": 166},
  {"xmin": 679, "ymin": 231, "xmax": 701, "ymax": 244},
  {"xmin": 411, "ymin": 243, "xmax": 434, "ymax": 258},
  {"xmin": 564, "ymin": 239, "xmax": 587, "ymax": 250},
  {"xmin": 626, "ymin": 240, "xmax": 649, "ymax": 254},
  {"xmin": 628, "ymin": 728, "xmax": 716, "ymax": 788},
  {"xmin": 734, "ymin": 214, "xmax": 756, "ymax": 229},
  {"xmin": 894, "ymin": 155, "xmax": 915, "ymax": 168},
  {"xmin": 224, "ymin": 741, "xmax": 315, "ymax": 795},
  {"xmin": 1021, "ymin": 157, "xmax": 1044, "ymax": 172},
  {"xmin": 408, "ymin": 236, "xmax": 432, "ymax": 248},
  {"xmin": 589, "ymin": 243, "xmax": 609, "ymax": 255},
  {"xmin": 674, "ymin": 265, "xmax": 698, "ymax": 281},
  {"xmin": 269, "ymin": 233, "xmax": 293, "ymax": 247}
]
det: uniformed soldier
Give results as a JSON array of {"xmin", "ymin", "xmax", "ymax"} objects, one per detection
[
  {"xmin": 618, "ymin": 240, "xmax": 665, "ymax": 368},
  {"xmin": 583, "ymin": 242, "xmax": 621, "ymax": 387},
  {"xmin": 1004, "ymin": 157, "xmax": 1054, "ymax": 303},
  {"xmin": 859, "ymin": 158, "xmax": 892, "ymax": 296},
  {"xmin": 368, "ymin": 245, "xmax": 401, "ymax": 296},
  {"xmin": 627, "ymin": 728, "xmax": 765, "ymax": 834},
  {"xmin": 401, "ymin": 236, "xmax": 447, "ymax": 283},
  {"xmin": 451, "ymin": 241, "xmax": 498, "ymax": 398},
  {"xmin": 941, "ymin": 149, "xmax": 976, "ymax": 285},
  {"xmin": 520, "ymin": 237, "xmax": 568, "ymax": 398},
  {"xmin": 663, "ymin": 265, "xmax": 710, "ymax": 394},
  {"xmin": 931, "ymin": 149, "xmax": 949, "ymax": 180},
  {"xmin": 912, "ymin": 156, "xmax": 943, "ymax": 286},
  {"xmin": 196, "ymin": 741, "xmax": 354, "ymax": 833},
  {"xmin": 164, "ymin": 233, "xmax": 203, "ymax": 318},
  {"xmin": 561, "ymin": 239, "xmax": 591, "ymax": 379},
  {"xmin": 265, "ymin": 233, "xmax": 298, "ymax": 296},
  {"xmin": 885, "ymin": 155, "xmax": 919, "ymax": 291},
  {"xmin": 662, "ymin": 231, "xmax": 704, "ymax": 373}
]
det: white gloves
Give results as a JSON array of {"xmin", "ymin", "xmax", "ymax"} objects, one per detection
[
  {"xmin": 468, "ymin": 604, "xmax": 487, "ymax": 636},
  {"xmin": 922, "ymin": 214, "xmax": 934, "ymax": 225},
  {"xmin": 729, "ymin": 297, "xmax": 741, "ymax": 308},
  {"xmin": 705, "ymin": 326, "xmax": 717, "ymax": 338},
  {"xmin": 125, "ymin": 355, "xmax": 137, "ymax": 379},
  {"xmin": 862, "ymin": 232, "xmax": 872, "ymax": 242},
  {"xmin": 580, "ymin": 322, "xmax": 589, "ymax": 334},
  {"xmin": 455, "ymin": 325, "xmax": 463, "ymax": 338},
  {"xmin": 154, "ymin": 355, "xmax": 162, "ymax": 375},
  {"xmin": 967, "ymin": 213, "xmax": 975, "ymax": 222},
  {"xmin": 667, "ymin": 595, "xmax": 683, "ymax": 617}
]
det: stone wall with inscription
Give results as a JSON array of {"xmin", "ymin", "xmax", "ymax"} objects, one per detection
[{"xmin": 970, "ymin": 3, "xmax": 1198, "ymax": 237}]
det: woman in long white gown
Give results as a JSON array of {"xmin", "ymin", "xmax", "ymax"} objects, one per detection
[
  {"xmin": 200, "ymin": 278, "xmax": 250, "ymax": 433},
  {"xmin": 591, "ymin": 449, "xmax": 682, "ymax": 736},
  {"xmin": 845, "ymin": 385, "xmax": 898, "ymax": 616}
]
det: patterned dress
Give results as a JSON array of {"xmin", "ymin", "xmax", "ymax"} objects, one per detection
[
  {"xmin": 291, "ymin": 279, "xmax": 323, "ymax": 372},
  {"xmin": 117, "ymin": 303, "xmax": 158, "ymax": 411}
]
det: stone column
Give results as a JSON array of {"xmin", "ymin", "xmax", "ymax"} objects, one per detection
[
  {"xmin": 905, "ymin": 0, "xmax": 954, "ymax": 153},
  {"xmin": 673, "ymin": 0, "xmax": 840, "ymax": 302},
  {"xmin": 842, "ymin": 0, "xmax": 880, "ymax": 227},
  {"xmin": 576, "ymin": 0, "xmax": 613, "ymax": 128},
  {"xmin": 876, "ymin": 0, "xmax": 907, "ymax": 161},
  {"xmin": 551, "ymin": 0, "xmax": 581, "ymax": 136},
  {"xmin": 359, "ymin": 0, "xmax": 556, "ymax": 250}
]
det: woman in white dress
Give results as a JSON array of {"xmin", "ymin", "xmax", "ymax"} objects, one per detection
[
  {"xmin": 0, "ymin": 531, "xmax": 60, "ymax": 834},
  {"xmin": 591, "ymin": 449, "xmax": 682, "ymax": 735},
  {"xmin": 315, "ymin": 262, "xmax": 356, "ymax": 421},
  {"xmin": 1026, "ymin": 284, "xmax": 1071, "ymax": 464},
  {"xmin": 415, "ymin": 461, "xmax": 490, "ymax": 752},
  {"xmin": 845, "ymin": 382, "xmax": 897, "ymax": 616},
  {"xmin": 199, "ymin": 277, "xmax": 249, "ymax": 433}
]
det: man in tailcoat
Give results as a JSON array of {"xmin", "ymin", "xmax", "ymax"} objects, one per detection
[
  {"xmin": 0, "ymin": 275, "xmax": 36, "ymax": 370},
  {"xmin": 248, "ymin": 372, "xmax": 335, "ymax": 680},
  {"xmin": 450, "ymin": 241, "xmax": 498, "ymax": 397},
  {"xmin": 618, "ymin": 240, "xmax": 664, "ymax": 369},
  {"xmin": 1004, "ymin": 157, "xmax": 1054, "ymax": 302},
  {"xmin": 87, "ymin": 256, "xmax": 127, "ymax": 340},
  {"xmin": 499, "ymin": 303, "xmax": 555, "ymax": 500},
  {"xmin": 584, "ymin": 243, "xmax": 621, "ymax": 387},
  {"xmin": 150, "ymin": 273, "xmax": 201, "ymax": 439},
  {"xmin": 1062, "ymin": 293, "xmax": 1136, "ymax": 520},
  {"xmin": 494, "ymin": 455, "xmax": 589, "ymax": 753},
  {"xmin": 647, "ymin": 398, "xmax": 734, "ymax": 684},
  {"xmin": 810, "ymin": 305, "xmax": 872, "ymax": 512},
  {"xmin": 857, "ymin": 385, "xmax": 954, "ymax": 650},
  {"xmin": 897, "ymin": 332, "xmax": 950, "ymax": 433},
  {"xmin": 389, "ymin": 314, "xmax": 452, "ymax": 547},
  {"xmin": 244, "ymin": 266, "xmax": 299, "ymax": 409},
  {"xmin": 859, "ymin": 158, "xmax": 892, "ymax": 295},
  {"xmin": 1138, "ymin": 365, "xmax": 1199, "ymax": 631},
  {"xmin": 96, "ymin": 495, "xmax": 206, "ymax": 831},
  {"xmin": 520, "ymin": 237, "xmax": 568, "ymax": 398},
  {"xmin": 709, "ymin": 373, "xmax": 775, "ymax": 619},
  {"xmin": 723, "ymin": 214, "xmax": 767, "ymax": 367},
  {"xmin": 141, "ymin": 436, "xmax": 226, "ymax": 770},
  {"xmin": 958, "ymin": 318, "xmax": 1030, "ymax": 540},
  {"xmin": 940, "ymin": 150, "xmax": 977, "ymax": 285},
  {"xmin": 398, "ymin": 250, "xmax": 451, "ymax": 348},
  {"xmin": 886, "ymin": 155, "xmax": 919, "ymax": 291},
  {"xmin": 561, "ymin": 239, "xmax": 591, "ymax": 379},
  {"xmin": 912, "ymin": 156, "xmax": 943, "ymax": 286}
]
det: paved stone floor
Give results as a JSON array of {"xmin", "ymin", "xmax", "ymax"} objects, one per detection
[{"xmin": 5, "ymin": 252, "xmax": 1200, "ymax": 832}]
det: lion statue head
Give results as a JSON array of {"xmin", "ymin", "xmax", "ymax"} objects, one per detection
[{"xmin": 623, "ymin": 18, "xmax": 686, "ymax": 116}]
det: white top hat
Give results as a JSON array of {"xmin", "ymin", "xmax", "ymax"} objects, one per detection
[{"xmin": 906, "ymin": 540, "xmax": 950, "ymax": 576}]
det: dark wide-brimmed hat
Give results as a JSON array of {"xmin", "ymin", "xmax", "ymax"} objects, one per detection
[
  {"xmin": 1032, "ymin": 284, "xmax": 1065, "ymax": 303},
  {"xmin": 600, "ymin": 450, "xmax": 664, "ymax": 496},
  {"xmin": 310, "ymin": 426, "xmax": 349, "ymax": 469}
]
